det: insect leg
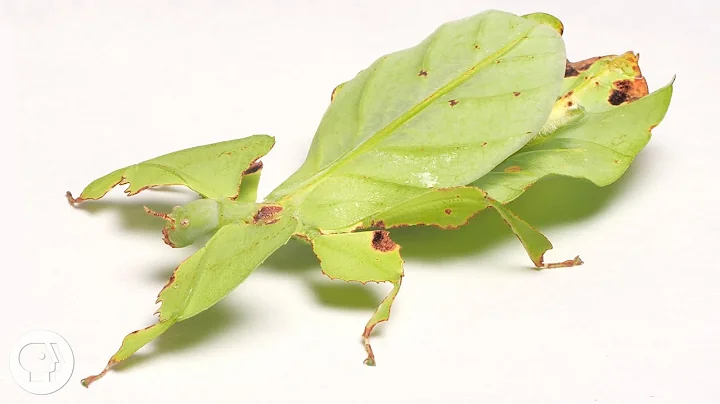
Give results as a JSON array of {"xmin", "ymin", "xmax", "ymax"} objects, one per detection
[
  {"xmin": 310, "ymin": 230, "xmax": 404, "ymax": 366},
  {"xmin": 486, "ymin": 197, "xmax": 583, "ymax": 269}
]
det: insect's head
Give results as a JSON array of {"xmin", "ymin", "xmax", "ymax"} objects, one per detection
[{"xmin": 144, "ymin": 199, "xmax": 220, "ymax": 248}]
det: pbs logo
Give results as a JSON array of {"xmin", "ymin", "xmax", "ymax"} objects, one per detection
[{"xmin": 9, "ymin": 330, "xmax": 75, "ymax": 395}]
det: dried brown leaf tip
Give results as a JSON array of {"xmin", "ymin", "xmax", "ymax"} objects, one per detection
[
  {"xmin": 564, "ymin": 56, "xmax": 606, "ymax": 77},
  {"xmin": 609, "ymin": 52, "xmax": 649, "ymax": 106},
  {"xmin": 242, "ymin": 160, "xmax": 263, "ymax": 175},
  {"xmin": 330, "ymin": 83, "xmax": 344, "ymax": 102},
  {"xmin": 371, "ymin": 230, "xmax": 396, "ymax": 252}
]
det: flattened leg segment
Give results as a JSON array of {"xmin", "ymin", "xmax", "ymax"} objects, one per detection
[
  {"xmin": 81, "ymin": 320, "xmax": 175, "ymax": 387},
  {"xmin": 311, "ymin": 230, "xmax": 404, "ymax": 366},
  {"xmin": 81, "ymin": 216, "xmax": 298, "ymax": 387},
  {"xmin": 234, "ymin": 160, "xmax": 263, "ymax": 202},
  {"xmin": 66, "ymin": 135, "xmax": 275, "ymax": 204},
  {"xmin": 486, "ymin": 197, "xmax": 583, "ymax": 269},
  {"xmin": 358, "ymin": 185, "xmax": 582, "ymax": 270},
  {"xmin": 362, "ymin": 280, "xmax": 401, "ymax": 366}
]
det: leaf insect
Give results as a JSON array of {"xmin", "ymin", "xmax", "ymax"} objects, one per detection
[{"xmin": 65, "ymin": 10, "xmax": 673, "ymax": 386}]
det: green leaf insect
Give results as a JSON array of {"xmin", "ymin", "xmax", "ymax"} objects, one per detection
[{"xmin": 65, "ymin": 10, "xmax": 673, "ymax": 387}]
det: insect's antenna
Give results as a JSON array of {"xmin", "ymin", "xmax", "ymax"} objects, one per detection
[{"xmin": 143, "ymin": 206, "xmax": 174, "ymax": 222}]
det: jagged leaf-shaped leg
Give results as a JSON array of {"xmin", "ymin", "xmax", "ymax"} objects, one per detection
[
  {"xmin": 310, "ymin": 230, "xmax": 404, "ymax": 366},
  {"xmin": 82, "ymin": 214, "xmax": 298, "ymax": 387},
  {"xmin": 67, "ymin": 135, "xmax": 275, "ymax": 204},
  {"xmin": 362, "ymin": 186, "xmax": 581, "ymax": 268},
  {"xmin": 485, "ymin": 198, "xmax": 583, "ymax": 269}
]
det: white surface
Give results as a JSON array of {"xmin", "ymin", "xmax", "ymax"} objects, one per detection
[{"xmin": 2, "ymin": 1, "xmax": 718, "ymax": 403}]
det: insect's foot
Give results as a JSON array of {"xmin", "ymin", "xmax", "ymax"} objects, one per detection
[
  {"xmin": 80, "ymin": 359, "xmax": 117, "ymax": 388},
  {"xmin": 541, "ymin": 255, "xmax": 584, "ymax": 269},
  {"xmin": 65, "ymin": 191, "xmax": 81, "ymax": 205},
  {"xmin": 362, "ymin": 328, "xmax": 377, "ymax": 366}
]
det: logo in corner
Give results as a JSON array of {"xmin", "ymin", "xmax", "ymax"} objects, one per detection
[{"xmin": 9, "ymin": 330, "xmax": 74, "ymax": 395}]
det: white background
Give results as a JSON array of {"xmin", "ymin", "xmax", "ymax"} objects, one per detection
[{"xmin": 1, "ymin": 1, "xmax": 718, "ymax": 403}]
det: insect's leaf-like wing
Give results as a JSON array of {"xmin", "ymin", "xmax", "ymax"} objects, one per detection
[
  {"xmin": 67, "ymin": 135, "xmax": 274, "ymax": 204},
  {"xmin": 81, "ymin": 214, "xmax": 297, "ymax": 387},
  {"xmin": 266, "ymin": 10, "xmax": 566, "ymax": 231},
  {"xmin": 360, "ymin": 53, "xmax": 673, "ymax": 228},
  {"xmin": 474, "ymin": 53, "xmax": 674, "ymax": 203}
]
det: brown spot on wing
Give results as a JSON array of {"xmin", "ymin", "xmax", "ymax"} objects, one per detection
[
  {"xmin": 253, "ymin": 205, "xmax": 283, "ymax": 224},
  {"xmin": 614, "ymin": 80, "xmax": 633, "ymax": 92},
  {"xmin": 371, "ymin": 230, "xmax": 396, "ymax": 252},
  {"xmin": 608, "ymin": 90, "xmax": 628, "ymax": 105},
  {"xmin": 610, "ymin": 78, "xmax": 649, "ymax": 105}
]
